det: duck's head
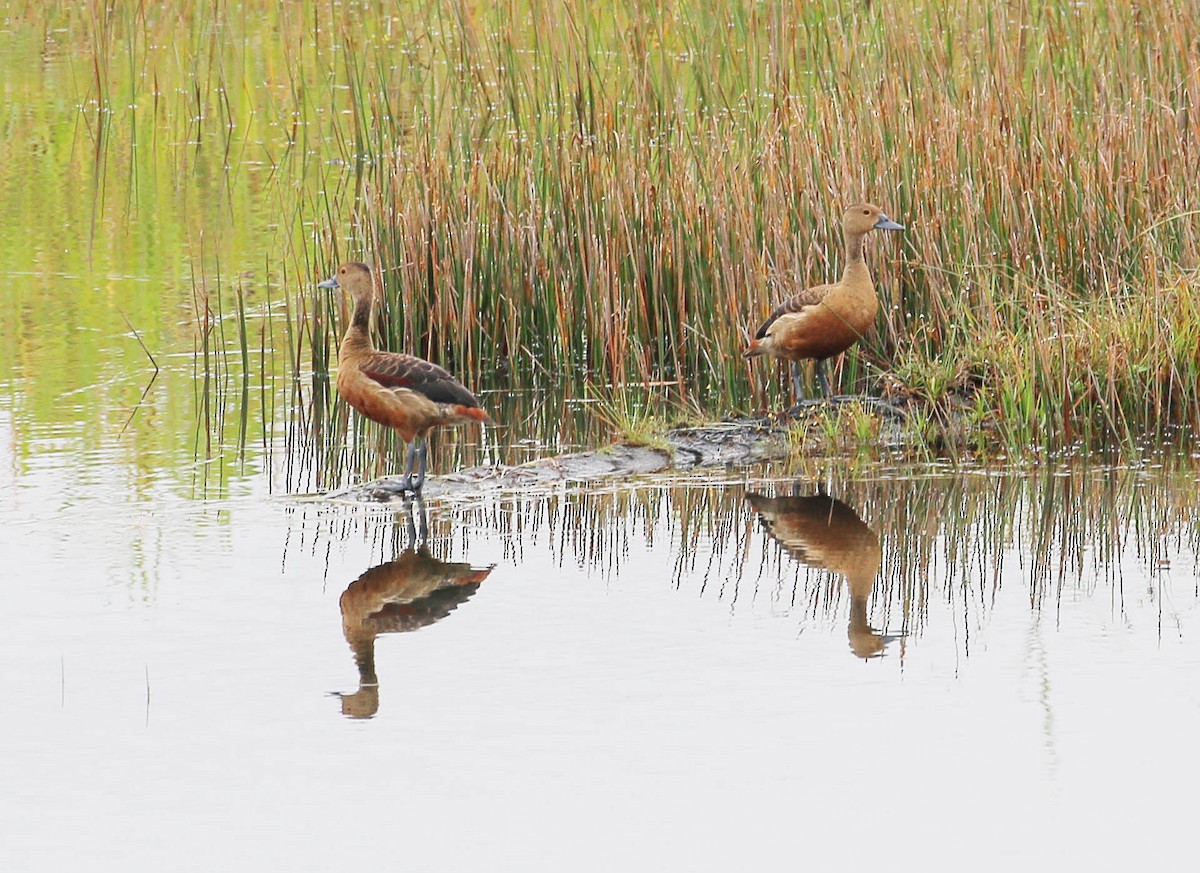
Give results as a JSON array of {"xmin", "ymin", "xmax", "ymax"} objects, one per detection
[
  {"xmin": 843, "ymin": 203, "xmax": 905, "ymax": 236},
  {"xmin": 317, "ymin": 261, "xmax": 375, "ymax": 304}
]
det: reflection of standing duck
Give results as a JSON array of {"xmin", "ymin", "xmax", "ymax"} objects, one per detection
[
  {"xmin": 337, "ymin": 549, "xmax": 493, "ymax": 719},
  {"xmin": 746, "ymin": 491, "xmax": 897, "ymax": 659}
]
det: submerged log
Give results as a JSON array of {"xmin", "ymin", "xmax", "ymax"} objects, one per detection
[
  {"xmin": 324, "ymin": 398, "xmax": 913, "ymax": 503},
  {"xmin": 325, "ymin": 417, "xmax": 791, "ymax": 501}
]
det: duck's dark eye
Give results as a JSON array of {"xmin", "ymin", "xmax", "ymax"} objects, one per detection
[{"xmin": 863, "ymin": 209, "xmax": 870, "ymax": 215}]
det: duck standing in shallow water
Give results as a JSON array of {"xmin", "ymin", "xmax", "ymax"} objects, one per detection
[
  {"xmin": 319, "ymin": 262, "xmax": 492, "ymax": 493},
  {"xmin": 745, "ymin": 203, "xmax": 904, "ymax": 405}
]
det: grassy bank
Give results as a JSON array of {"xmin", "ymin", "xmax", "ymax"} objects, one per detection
[
  {"xmin": 313, "ymin": 0, "xmax": 1199, "ymax": 450},
  {"xmin": 10, "ymin": 1, "xmax": 1196, "ymax": 480}
]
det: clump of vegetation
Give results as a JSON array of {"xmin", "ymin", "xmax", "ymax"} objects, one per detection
[
  {"xmin": 588, "ymin": 385, "xmax": 706, "ymax": 450},
  {"xmin": 886, "ymin": 276, "xmax": 1200, "ymax": 447},
  {"xmin": 781, "ymin": 402, "xmax": 893, "ymax": 458},
  {"xmin": 17, "ymin": 0, "xmax": 1195, "ymax": 474},
  {"xmin": 317, "ymin": 0, "xmax": 1198, "ymax": 451}
]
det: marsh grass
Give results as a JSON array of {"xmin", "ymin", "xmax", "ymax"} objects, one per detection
[
  {"xmin": 587, "ymin": 383, "xmax": 708, "ymax": 448},
  {"xmin": 10, "ymin": 1, "xmax": 1198, "ymax": 495},
  {"xmin": 304, "ymin": 0, "xmax": 1200, "ymax": 455}
]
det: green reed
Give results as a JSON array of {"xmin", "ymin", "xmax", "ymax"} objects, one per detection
[
  {"xmin": 6, "ymin": 0, "xmax": 1196, "ymax": 497},
  {"xmin": 300, "ymin": 0, "xmax": 1199, "ymax": 452}
]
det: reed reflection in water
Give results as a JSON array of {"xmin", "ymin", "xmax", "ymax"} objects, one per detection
[
  {"xmin": 334, "ymin": 497, "xmax": 493, "ymax": 719},
  {"xmin": 747, "ymin": 489, "xmax": 902, "ymax": 659},
  {"xmin": 426, "ymin": 461, "xmax": 1198, "ymax": 657}
]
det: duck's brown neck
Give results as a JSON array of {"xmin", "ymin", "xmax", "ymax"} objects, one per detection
[
  {"xmin": 841, "ymin": 229, "xmax": 871, "ymax": 285},
  {"xmin": 849, "ymin": 591, "xmax": 870, "ymax": 627},
  {"xmin": 341, "ymin": 295, "xmax": 376, "ymax": 355},
  {"xmin": 350, "ymin": 636, "xmax": 378, "ymax": 685},
  {"xmin": 844, "ymin": 229, "xmax": 867, "ymax": 264}
]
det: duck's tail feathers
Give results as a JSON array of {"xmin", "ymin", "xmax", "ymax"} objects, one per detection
[{"xmin": 456, "ymin": 405, "xmax": 495, "ymax": 425}]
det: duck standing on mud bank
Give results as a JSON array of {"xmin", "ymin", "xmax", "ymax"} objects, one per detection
[
  {"xmin": 319, "ymin": 262, "xmax": 492, "ymax": 493},
  {"xmin": 745, "ymin": 203, "xmax": 904, "ymax": 408}
]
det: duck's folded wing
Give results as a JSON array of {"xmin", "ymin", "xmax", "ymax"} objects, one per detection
[
  {"xmin": 755, "ymin": 283, "xmax": 832, "ymax": 338},
  {"xmin": 359, "ymin": 352, "xmax": 481, "ymax": 407}
]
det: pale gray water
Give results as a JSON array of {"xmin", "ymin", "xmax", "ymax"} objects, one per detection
[
  {"xmin": 3, "ymin": 442, "xmax": 1199, "ymax": 870},
  {"xmin": 3, "ymin": 7, "xmax": 1199, "ymax": 866}
]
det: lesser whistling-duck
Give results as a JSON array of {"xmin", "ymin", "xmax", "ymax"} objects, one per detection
[
  {"xmin": 745, "ymin": 203, "xmax": 904, "ymax": 404},
  {"xmin": 746, "ymin": 491, "xmax": 899, "ymax": 659},
  {"xmin": 318, "ymin": 262, "xmax": 492, "ymax": 493}
]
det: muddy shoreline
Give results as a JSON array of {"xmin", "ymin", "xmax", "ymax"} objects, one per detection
[{"xmin": 324, "ymin": 399, "xmax": 912, "ymax": 502}]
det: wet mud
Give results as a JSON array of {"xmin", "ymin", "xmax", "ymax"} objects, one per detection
[{"xmin": 325, "ymin": 400, "xmax": 910, "ymax": 502}]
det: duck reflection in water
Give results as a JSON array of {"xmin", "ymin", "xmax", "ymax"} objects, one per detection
[
  {"xmin": 336, "ymin": 496, "xmax": 493, "ymax": 719},
  {"xmin": 746, "ymin": 489, "xmax": 900, "ymax": 659}
]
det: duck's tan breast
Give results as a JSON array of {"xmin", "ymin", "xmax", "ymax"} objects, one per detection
[{"xmin": 768, "ymin": 286, "xmax": 878, "ymax": 360}]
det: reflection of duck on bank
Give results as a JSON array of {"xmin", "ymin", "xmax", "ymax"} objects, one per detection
[
  {"xmin": 746, "ymin": 490, "xmax": 900, "ymax": 659},
  {"xmin": 336, "ymin": 498, "xmax": 493, "ymax": 718}
]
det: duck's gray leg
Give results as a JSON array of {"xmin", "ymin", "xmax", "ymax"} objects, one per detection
[
  {"xmin": 410, "ymin": 439, "xmax": 429, "ymax": 493},
  {"xmin": 791, "ymin": 362, "xmax": 805, "ymax": 402},
  {"xmin": 814, "ymin": 359, "xmax": 833, "ymax": 399}
]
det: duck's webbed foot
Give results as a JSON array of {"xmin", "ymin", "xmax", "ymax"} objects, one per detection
[
  {"xmin": 375, "ymin": 440, "xmax": 426, "ymax": 496},
  {"xmin": 361, "ymin": 439, "xmax": 424, "ymax": 500},
  {"xmin": 363, "ymin": 477, "xmax": 415, "ymax": 500}
]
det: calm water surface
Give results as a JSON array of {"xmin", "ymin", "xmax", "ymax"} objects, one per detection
[
  {"xmin": 3, "ymin": 6, "xmax": 1200, "ymax": 870},
  {"xmin": 3, "ymin": 447, "xmax": 1200, "ymax": 870}
]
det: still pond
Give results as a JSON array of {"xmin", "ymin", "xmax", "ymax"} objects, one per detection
[{"xmin": 2, "ymin": 4, "xmax": 1199, "ymax": 870}]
